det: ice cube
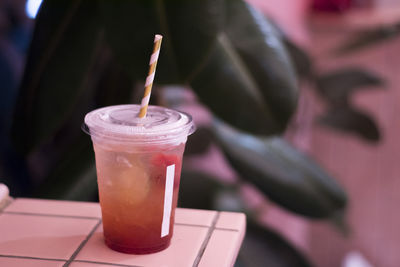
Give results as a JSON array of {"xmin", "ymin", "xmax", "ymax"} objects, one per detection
[
  {"xmin": 117, "ymin": 163, "xmax": 150, "ymax": 205},
  {"xmin": 116, "ymin": 155, "xmax": 133, "ymax": 168}
]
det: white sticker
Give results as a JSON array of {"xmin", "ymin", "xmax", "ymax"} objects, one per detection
[{"xmin": 161, "ymin": 164, "xmax": 175, "ymax": 237}]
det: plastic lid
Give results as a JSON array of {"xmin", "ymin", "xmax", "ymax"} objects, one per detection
[{"xmin": 84, "ymin": 105, "xmax": 195, "ymax": 144}]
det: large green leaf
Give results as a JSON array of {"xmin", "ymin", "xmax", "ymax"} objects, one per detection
[
  {"xmin": 101, "ymin": 0, "xmax": 297, "ymax": 135},
  {"xmin": 30, "ymin": 58, "xmax": 101, "ymax": 201},
  {"xmin": 93, "ymin": 53, "xmax": 137, "ymax": 106},
  {"xmin": 157, "ymin": 0, "xmax": 225, "ymax": 82},
  {"xmin": 31, "ymin": 52, "xmax": 139, "ymax": 200},
  {"xmin": 13, "ymin": 0, "xmax": 298, "ymax": 155},
  {"xmin": 180, "ymin": 169, "xmax": 248, "ymax": 212},
  {"xmin": 184, "ymin": 127, "xmax": 214, "ymax": 156},
  {"xmin": 33, "ymin": 131, "xmax": 97, "ymax": 201},
  {"xmin": 213, "ymin": 120, "xmax": 347, "ymax": 219},
  {"xmin": 11, "ymin": 0, "xmax": 101, "ymax": 154},
  {"xmin": 191, "ymin": 0, "xmax": 298, "ymax": 135},
  {"xmin": 283, "ymin": 38, "xmax": 313, "ymax": 79},
  {"xmin": 190, "ymin": 40, "xmax": 279, "ymax": 134},
  {"xmin": 236, "ymin": 220, "xmax": 313, "ymax": 267},
  {"xmin": 99, "ymin": 0, "xmax": 224, "ymax": 84},
  {"xmin": 263, "ymin": 19, "xmax": 313, "ymax": 80},
  {"xmin": 224, "ymin": 0, "xmax": 298, "ymax": 126},
  {"xmin": 179, "ymin": 170, "xmax": 226, "ymax": 210}
]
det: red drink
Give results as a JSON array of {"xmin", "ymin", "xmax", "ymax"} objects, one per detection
[{"xmin": 84, "ymin": 105, "xmax": 194, "ymax": 254}]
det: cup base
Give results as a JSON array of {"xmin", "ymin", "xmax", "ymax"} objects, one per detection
[{"xmin": 105, "ymin": 238, "xmax": 171, "ymax": 254}]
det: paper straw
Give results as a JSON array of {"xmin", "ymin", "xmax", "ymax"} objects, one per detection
[{"xmin": 138, "ymin": 34, "xmax": 163, "ymax": 118}]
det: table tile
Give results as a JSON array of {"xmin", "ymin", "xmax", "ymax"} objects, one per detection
[
  {"xmin": 198, "ymin": 229, "xmax": 245, "ymax": 267},
  {"xmin": 70, "ymin": 262, "xmax": 130, "ymax": 267},
  {"xmin": 0, "ymin": 257, "xmax": 65, "ymax": 267},
  {"xmin": 4, "ymin": 198, "xmax": 101, "ymax": 218},
  {"xmin": 1, "ymin": 198, "xmax": 245, "ymax": 266},
  {"xmin": 175, "ymin": 208, "xmax": 217, "ymax": 227},
  {"xmin": 0, "ymin": 213, "xmax": 99, "ymax": 260},
  {"xmin": 216, "ymin": 211, "xmax": 246, "ymax": 230},
  {"xmin": 75, "ymin": 223, "xmax": 208, "ymax": 267}
]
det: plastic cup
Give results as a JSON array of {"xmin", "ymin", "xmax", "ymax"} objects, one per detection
[{"xmin": 84, "ymin": 104, "xmax": 195, "ymax": 254}]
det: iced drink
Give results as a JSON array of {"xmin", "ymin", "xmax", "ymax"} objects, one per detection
[{"xmin": 84, "ymin": 104, "xmax": 194, "ymax": 254}]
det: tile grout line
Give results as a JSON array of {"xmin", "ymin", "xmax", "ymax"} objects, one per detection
[
  {"xmin": 2, "ymin": 211, "xmax": 101, "ymax": 220},
  {"xmin": 175, "ymin": 222, "xmax": 240, "ymax": 232},
  {"xmin": 192, "ymin": 211, "xmax": 220, "ymax": 267},
  {"xmin": 2, "ymin": 212, "xmax": 233, "ymax": 230},
  {"xmin": 214, "ymin": 227, "xmax": 240, "ymax": 232},
  {"xmin": 175, "ymin": 222, "xmax": 210, "ymax": 228},
  {"xmin": 0, "ymin": 254, "xmax": 66, "ymax": 262},
  {"xmin": 74, "ymin": 259, "xmax": 143, "ymax": 267},
  {"xmin": 63, "ymin": 219, "xmax": 102, "ymax": 267}
]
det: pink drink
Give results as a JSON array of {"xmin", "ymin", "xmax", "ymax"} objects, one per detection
[{"xmin": 84, "ymin": 105, "xmax": 194, "ymax": 254}]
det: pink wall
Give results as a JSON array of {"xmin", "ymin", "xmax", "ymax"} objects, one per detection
[
  {"xmin": 306, "ymin": 13, "xmax": 400, "ymax": 267},
  {"xmin": 247, "ymin": 1, "xmax": 400, "ymax": 266}
]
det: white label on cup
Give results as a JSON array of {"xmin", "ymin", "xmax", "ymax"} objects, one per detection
[{"xmin": 161, "ymin": 164, "xmax": 175, "ymax": 237}]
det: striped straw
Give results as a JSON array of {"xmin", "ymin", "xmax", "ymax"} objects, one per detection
[{"xmin": 138, "ymin": 34, "xmax": 163, "ymax": 118}]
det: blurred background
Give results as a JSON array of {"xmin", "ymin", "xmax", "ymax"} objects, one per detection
[{"xmin": 1, "ymin": 0, "xmax": 400, "ymax": 266}]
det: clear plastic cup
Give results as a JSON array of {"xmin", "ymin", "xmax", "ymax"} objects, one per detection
[{"xmin": 84, "ymin": 104, "xmax": 195, "ymax": 254}]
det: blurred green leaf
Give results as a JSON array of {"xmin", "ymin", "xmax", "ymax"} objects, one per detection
[
  {"xmin": 99, "ymin": 0, "xmax": 174, "ymax": 84},
  {"xmin": 179, "ymin": 170, "xmax": 226, "ymax": 210},
  {"xmin": 318, "ymin": 107, "xmax": 380, "ymax": 142},
  {"xmin": 184, "ymin": 127, "xmax": 214, "ymax": 156},
  {"xmin": 213, "ymin": 188, "xmax": 247, "ymax": 213},
  {"xmin": 213, "ymin": 120, "xmax": 347, "ymax": 219},
  {"xmin": 31, "ymin": 65, "xmax": 102, "ymax": 200},
  {"xmin": 191, "ymin": 0, "xmax": 298, "ymax": 135},
  {"xmin": 14, "ymin": 0, "xmax": 299, "ymax": 156},
  {"xmin": 316, "ymin": 68, "xmax": 384, "ymax": 104},
  {"xmin": 330, "ymin": 209, "xmax": 350, "ymax": 236},
  {"xmin": 93, "ymin": 51, "xmax": 136, "ymax": 107},
  {"xmin": 335, "ymin": 21, "xmax": 400, "ymax": 54},
  {"xmin": 33, "ymin": 132, "xmax": 97, "ymax": 201},
  {"xmin": 224, "ymin": 0, "xmax": 298, "ymax": 128},
  {"xmin": 179, "ymin": 170, "xmax": 249, "ymax": 215},
  {"xmin": 265, "ymin": 18, "xmax": 313, "ymax": 79},
  {"xmin": 190, "ymin": 39, "xmax": 278, "ymax": 135},
  {"xmin": 11, "ymin": 0, "xmax": 101, "ymax": 154},
  {"xmin": 99, "ymin": 0, "xmax": 224, "ymax": 84},
  {"xmin": 237, "ymin": 220, "xmax": 313, "ymax": 267},
  {"xmin": 283, "ymin": 39, "xmax": 313, "ymax": 79},
  {"xmin": 160, "ymin": 87, "xmax": 194, "ymax": 108}
]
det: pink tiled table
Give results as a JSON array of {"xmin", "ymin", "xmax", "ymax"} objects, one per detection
[{"xmin": 0, "ymin": 198, "xmax": 246, "ymax": 267}]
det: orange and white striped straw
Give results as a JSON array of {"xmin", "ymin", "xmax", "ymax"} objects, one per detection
[{"xmin": 138, "ymin": 34, "xmax": 163, "ymax": 118}]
